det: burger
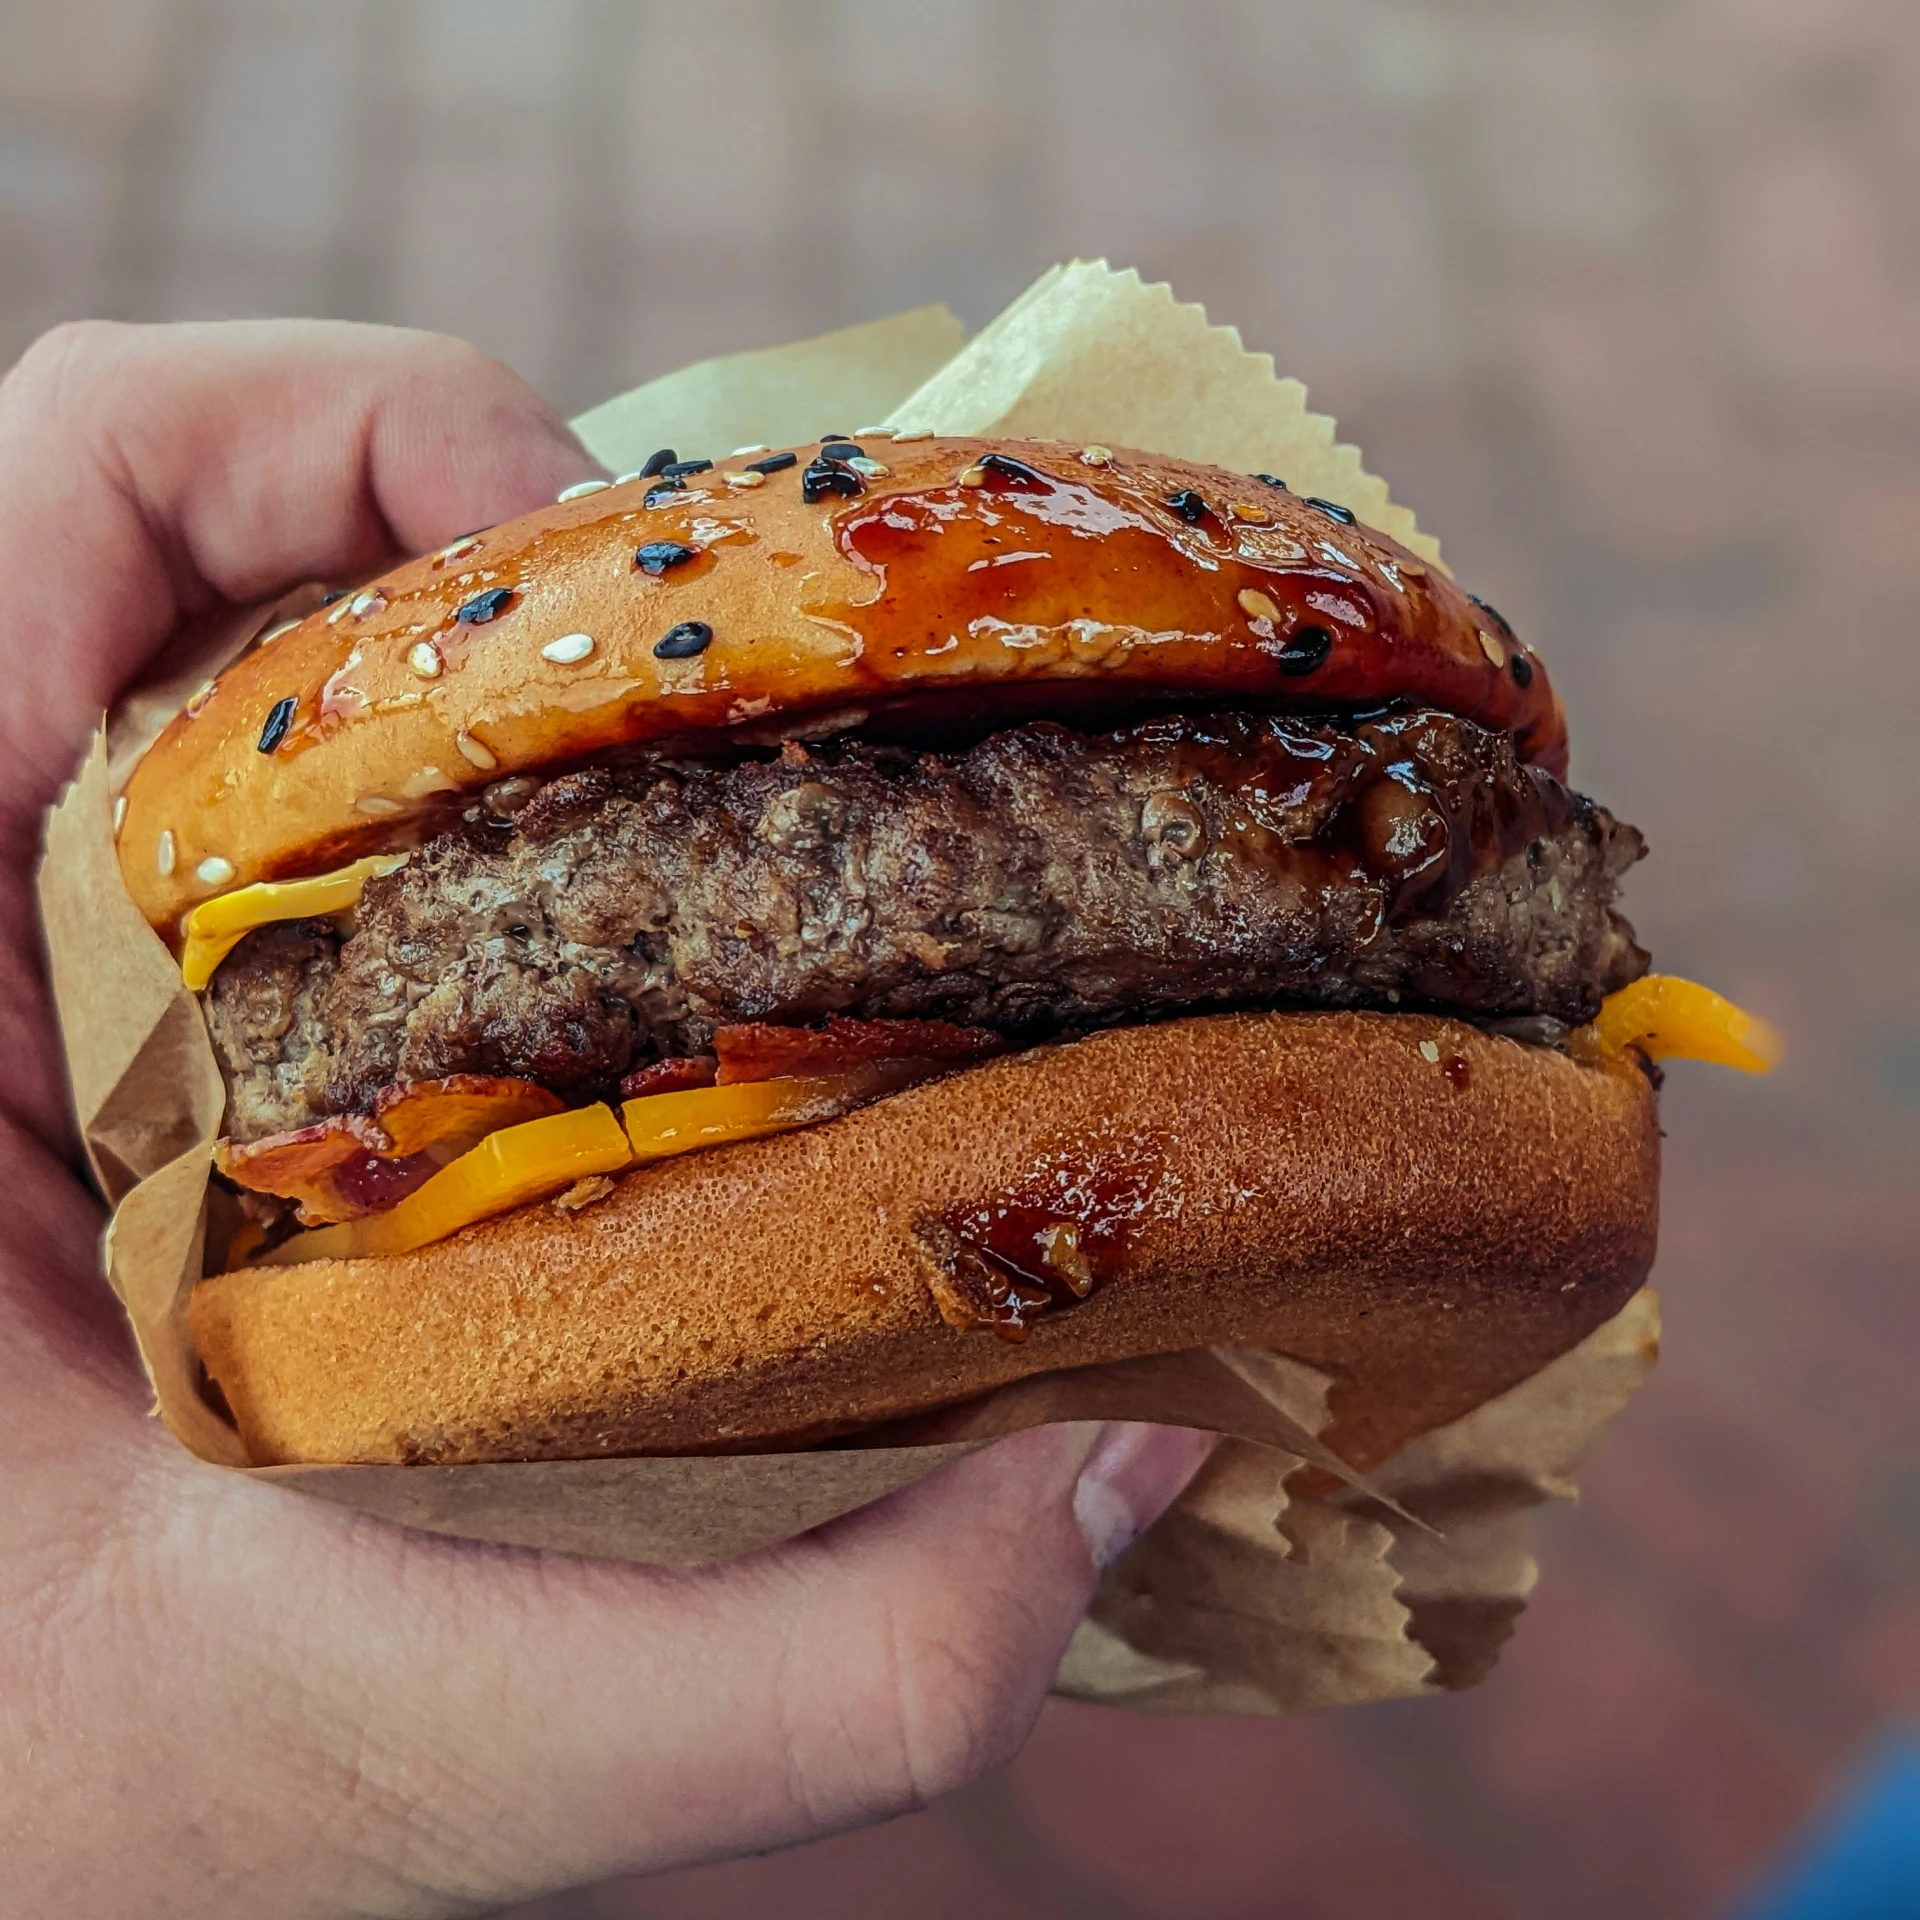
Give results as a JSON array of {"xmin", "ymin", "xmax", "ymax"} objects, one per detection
[{"xmin": 115, "ymin": 435, "xmax": 1771, "ymax": 1467}]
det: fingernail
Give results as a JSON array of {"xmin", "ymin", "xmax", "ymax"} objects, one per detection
[{"xmin": 1072, "ymin": 1422, "xmax": 1216, "ymax": 1570}]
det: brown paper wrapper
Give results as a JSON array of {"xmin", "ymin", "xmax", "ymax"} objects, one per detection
[
  {"xmin": 881, "ymin": 261, "xmax": 1444, "ymax": 568},
  {"xmin": 570, "ymin": 302, "xmax": 967, "ymax": 471},
  {"xmin": 37, "ymin": 263, "xmax": 1655, "ymax": 1714}
]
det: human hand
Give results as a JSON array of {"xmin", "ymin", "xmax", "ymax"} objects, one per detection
[{"xmin": 0, "ymin": 321, "xmax": 1211, "ymax": 1920}]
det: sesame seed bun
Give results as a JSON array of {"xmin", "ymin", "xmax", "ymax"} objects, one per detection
[
  {"xmin": 189, "ymin": 1011, "xmax": 1658, "ymax": 1467},
  {"xmin": 136, "ymin": 435, "xmax": 1637, "ymax": 1473},
  {"xmin": 117, "ymin": 436, "xmax": 1565, "ymax": 932}
]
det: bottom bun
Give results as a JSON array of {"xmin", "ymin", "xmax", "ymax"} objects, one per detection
[{"xmin": 191, "ymin": 1011, "xmax": 1660, "ymax": 1468}]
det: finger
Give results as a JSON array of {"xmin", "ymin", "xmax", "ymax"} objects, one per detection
[
  {"xmin": 0, "ymin": 1120, "xmax": 138, "ymax": 1394},
  {"xmin": 70, "ymin": 1422, "xmax": 1212, "ymax": 1914},
  {"xmin": 0, "ymin": 319, "xmax": 598, "ymax": 1149},
  {"xmin": 0, "ymin": 318, "xmax": 599, "ymax": 818}
]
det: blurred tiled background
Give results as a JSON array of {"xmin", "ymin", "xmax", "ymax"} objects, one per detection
[{"xmin": 4, "ymin": 1, "xmax": 1916, "ymax": 1915}]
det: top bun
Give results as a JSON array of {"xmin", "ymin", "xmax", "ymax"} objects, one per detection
[{"xmin": 117, "ymin": 436, "xmax": 1566, "ymax": 931}]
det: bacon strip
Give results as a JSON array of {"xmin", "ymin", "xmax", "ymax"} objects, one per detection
[
  {"xmin": 219, "ymin": 1025, "xmax": 1009, "ymax": 1227},
  {"xmin": 215, "ymin": 1075, "xmax": 563, "ymax": 1224},
  {"xmin": 710, "ymin": 1017, "xmax": 1010, "ymax": 1085},
  {"xmin": 619, "ymin": 1056, "xmax": 719, "ymax": 1100}
]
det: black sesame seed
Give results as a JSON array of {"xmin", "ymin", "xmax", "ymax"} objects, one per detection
[
  {"xmin": 638, "ymin": 448, "xmax": 677, "ymax": 478},
  {"xmin": 801, "ymin": 458, "xmax": 864, "ymax": 504},
  {"xmin": 1469, "ymin": 593, "xmax": 1514, "ymax": 635},
  {"xmin": 635, "ymin": 540, "xmax": 697, "ymax": 574},
  {"xmin": 745, "ymin": 450, "xmax": 798, "ymax": 475},
  {"xmin": 820, "ymin": 441, "xmax": 865, "ymax": 462},
  {"xmin": 643, "ymin": 481, "xmax": 685, "ymax": 507},
  {"xmin": 1275, "ymin": 624, "xmax": 1334, "ymax": 676},
  {"xmin": 659, "ymin": 458, "xmax": 713, "ymax": 479},
  {"xmin": 817, "ymin": 431, "xmax": 849, "ymax": 441},
  {"xmin": 980, "ymin": 451, "xmax": 1046, "ymax": 487},
  {"xmin": 1509, "ymin": 651, "xmax": 1535, "ymax": 688},
  {"xmin": 256, "ymin": 695, "xmax": 297, "ymax": 754},
  {"xmin": 455, "ymin": 586, "xmax": 515, "ymax": 624},
  {"xmin": 1252, "ymin": 472, "xmax": 1290, "ymax": 490},
  {"xmin": 1165, "ymin": 488, "xmax": 1209, "ymax": 524},
  {"xmin": 653, "ymin": 620, "xmax": 713, "ymax": 660},
  {"xmin": 1305, "ymin": 496, "xmax": 1357, "ymax": 526},
  {"xmin": 319, "ymin": 588, "xmax": 351, "ymax": 605}
]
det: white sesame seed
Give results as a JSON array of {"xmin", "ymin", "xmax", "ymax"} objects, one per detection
[
  {"xmin": 155, "ymin": 830, "xmax": 175, "ymax": 877},
  {"xmin": 729, "ymin": 444, "xmax": 770, "ymax": 458},
  {"xmin": 184, "ymin": 680, "xmax": 216, "ymax": 717},
  {"xmin": 1418, "ymin": 1040, "xmax": 1442, "ymax": 1064},
  {"xmin": 557, "ymin": 479, "xmax": 611, "ymax": 503},
  {"xmin": 847, "ymin": 456, "xmax": 890, "ymax": 478},
  {"xmin": 1237, "ymin": 587, "xmax": 1281, "ymax": 623},
  {"xmin": 349, "ymin": 588, "xmax": 386, "ymax": 618},
  {"xmin": 723, "ymin": 469, "xmax": 767, "ymax": 490},
  {"xmin": 851, "ymin": 426, "xmax": 895, "ymax": 439},
  {"xmin": 1079, "ymin": 445, "xmax": 1113, "ymax": 467},
  {"xmin": 327, "ymin": 600, "xmax": 353, "ymax": 624},
  {"xmin": 196, "ymin": 856, "xmax": 234, "ymax": 887},
  {"xmin": 540, "ymin": 631, "xmax": 595, "ymax": 664},
  {"xmin": 455, "ymin": 730, "xmax": 497, "ymax": 770},
  {"xmin": 612, "ymin": 471, "xmax": 644, "ymax": 487},
  {"xmin": 258, "ymin": 617, "xmax": 302, "ymax": 644},
  {"xmin": 434, "ymin": 537, "xmax": 482, "ymax": 566},
  {"xmin": 890, "ymin": 428, "xmax": 933, "ymax": 442},
  {"xmin": 957, "ymin": 463, "xmax": 989, "ymax": 489},
  {"xmin": 112, "ymin": 795, "xmax": 127, "ymax": 835},
  {"xmin": 1477, "ymin": 629, "xmax": 1505, "ymax": 668},
  {"xmin": 354, "ymin": 794, "xmax": 406, "ymax": 817}
]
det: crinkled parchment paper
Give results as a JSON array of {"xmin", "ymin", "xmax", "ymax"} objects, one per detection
[{"xmin": 37, "ymin": 261, "xmax": 1655, "ymax": 1713}]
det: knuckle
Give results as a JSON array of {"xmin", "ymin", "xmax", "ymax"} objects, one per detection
[
  {"xmin": 772, "ymin": 1570, "xmax": 1059, "ymax": 1832},
  {"xmin": 2, "ymin": 318, "xmax": 130, "ymax": 415},
  {"xmin": 404, "ymin": 329, "xmax": 531, "ymax": 401},
  {"xmin": 379, "ymin": 329, "xmax": 575, "ymax": 456},
  {"xmin": 882, "ymin": 1581, "xmax": 1058, "ymax": 1805}
]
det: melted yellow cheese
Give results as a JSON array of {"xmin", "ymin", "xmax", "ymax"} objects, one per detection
[
  {"xmin": 1581, "ymin": 974, "xmax": 1780, "ymax": 1072},
  {"xmin": 621, "ymin": 1075, "xmax": 863, "ymax": 1161},
  {"xmin": 243, "ymin": 980, "xmax": 1777, "ymax": 1270},
  {"xmin": 259, "ymin": 1102, "xmax": 634, "ymax": 1264},
  {"xmin": 180, "ymin": 853, "xmax": 409, "ymax": 991},
  {"xmin": 253, "ymin": 1078, "xmax": 871, "ymax": 1265}
]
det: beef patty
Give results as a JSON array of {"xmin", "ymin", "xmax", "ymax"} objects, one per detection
[{"xmin": 208, "ymin": 708, "xmax": 1648, "ymax": 1142}]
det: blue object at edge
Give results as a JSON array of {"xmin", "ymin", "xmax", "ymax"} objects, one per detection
[{"xmin": 1726, "ymin": 1733, "xmax": 1920, "ymax": 1920}]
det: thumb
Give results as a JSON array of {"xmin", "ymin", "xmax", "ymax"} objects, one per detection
[
  {"xmin": 0, "ymin": 318, "xmax": 601, "ymax": 815},
  {"xmin": 393, "ymin": 1420, "xmax": 1215, "ymax": 1892},
  {"xmin": 122, "ymin": 1420, "xmax": 1215, "ymax": 1913}
]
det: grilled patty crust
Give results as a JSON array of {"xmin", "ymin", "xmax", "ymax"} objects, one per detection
[{"xmin": 209, "ymin": 708, "xmax": 1647, "ymax": 1142}]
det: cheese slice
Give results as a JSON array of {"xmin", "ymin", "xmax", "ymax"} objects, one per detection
[
  {"xmin": 259, "ymin": 1102, "xmax": 635, "ymax": 1264},
  {"xmin": 251, "ymin": 1073, "xmax": 892, "ymax": 1266},
  {"xmin": 242, "ymin": 982, "xmax": 1776, "ymax": 1270},
  {"xmin": 1581, "ymin": 974, "xmax": 1780, "ymax": 1073},
  {"xmin": 621, "ymin": 1074, "xmax": 872, "ymax": 1161},
  {"xmin": 180, "ymin": 853, "xmax": 408, "ymax": 990}
]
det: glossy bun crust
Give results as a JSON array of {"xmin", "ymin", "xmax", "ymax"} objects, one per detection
[
  {"xmin": 189, "ymin": 1011, "xmax": 1658, "ymax": 1469},
  {"xmin": 120, "ymin": 437, "xmax": 1566, "ymax": 931}
]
